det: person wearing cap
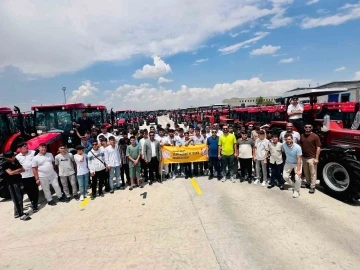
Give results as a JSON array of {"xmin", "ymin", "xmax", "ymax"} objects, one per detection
[
  {"xmin": 104, "ymin": 136, "xmax": 122, "ymax": 193},
  {"xmin": 97, "ymin": 125, "xmax": 114, "ymax": 144},
  {"xmin": 32, "ymin": 143, "xmax": 64, "ymax": 206},
  {"xmin": 74, "ymin": 110, "xmax": 94, "ymax": 136},
  {"xmin": 3, "ymin": 150, "xmax": 31, "ymax": 221},
  {"xmin": 16, "ymin": 142, "xmax": 39, "ymax": 212},
  {"xmin": 287, "ymin": 97, "xmax": 304, "ymax": 134},
  {"xmin": 74, "ymin": 145, "xmax": 90, "ymax": 201},
  {"xmin": 55, "ymin": 144, "xmax": 78, "ymax": 201}
]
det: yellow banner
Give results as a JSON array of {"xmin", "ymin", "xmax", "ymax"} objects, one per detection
[{"xmin": 161, "ymin": 144, "xmax": 208, "ymax": 164}]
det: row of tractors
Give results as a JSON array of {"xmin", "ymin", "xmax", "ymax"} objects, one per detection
[{"xmin": 1, "ymin": 88, "xmax": 360, "ymax": 202}]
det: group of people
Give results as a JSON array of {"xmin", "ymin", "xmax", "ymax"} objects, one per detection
[{"xmin": 3, "ymin": 99, "xmax": 321, "ymax": 221}]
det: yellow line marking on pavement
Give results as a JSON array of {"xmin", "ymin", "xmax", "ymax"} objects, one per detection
[
  {"xmin": 190, "ymin": 178, "xmax": 203, "ymax": 195},
  {"xmin": 80, "ymin": 197, "xmax": 90, "ymax": 207}
]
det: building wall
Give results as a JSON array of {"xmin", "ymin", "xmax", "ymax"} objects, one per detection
[{"xmin": 223, "ymin": 96, "xmax": 280, "ymax": 106}]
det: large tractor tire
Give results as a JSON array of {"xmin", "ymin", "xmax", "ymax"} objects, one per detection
[
  {"xmin": 318, "ymin": 150, "xmax": 360, "ymax": 201},
  {"xmin": 0, "ymin": 156, "xmax": 11, "ymax": 200}
]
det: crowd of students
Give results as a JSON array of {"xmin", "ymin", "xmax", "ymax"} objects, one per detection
[{"xmin": 2, "ymin": 117, "xmax": 320, "ymax": 222}]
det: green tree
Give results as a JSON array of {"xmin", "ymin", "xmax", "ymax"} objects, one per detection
[
  {"xmin": 256, "ymin": 96, "xmax": 264, "ymax": 105},
  {"xmin": 263, "ymin": 100, "xmax": 275, "ymax": 105}
]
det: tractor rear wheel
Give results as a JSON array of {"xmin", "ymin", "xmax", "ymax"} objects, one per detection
[{"xmin": 318, "ymin": 153, "xmax": 360, "ymax": 201}]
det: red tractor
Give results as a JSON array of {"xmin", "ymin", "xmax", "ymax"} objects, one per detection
[
  {"xmin": 85, "ymin": 104, "xmax": 111, "ymax": 129},
  {"xmin": 30, "ymin": 103, "xmax": 86, "ymax": 154},
  {"xmin": 280, "ymin": 88, "xmax": 360, "ymax": 201},
  {"xmin": 0, "ymin": 107, "xmax": 27, "ymax": 198}
]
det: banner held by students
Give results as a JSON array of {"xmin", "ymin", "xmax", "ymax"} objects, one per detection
[{"xmin": 161, "ymin": 144, "xmax": 208, "ymax": 164}]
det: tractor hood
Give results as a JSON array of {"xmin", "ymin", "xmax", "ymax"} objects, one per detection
[{"xmin": 19, "ymin": 133, "xmax": 62, "ymax": 152}]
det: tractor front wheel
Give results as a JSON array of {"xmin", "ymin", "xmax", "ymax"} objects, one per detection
[{"xmin": 318, "ymin": 152, "xmax": 360, "ymax": 201}]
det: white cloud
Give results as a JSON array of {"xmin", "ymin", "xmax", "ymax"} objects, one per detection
[
  {"xmin": 158, "ymin": 77, "xmax": 173, "ymax": 84},
  {"xmin": 219, "ymin": 32, "xmax": 270, "ymax": 54},
  {"xmin": 354, "ymin": 71, "xmax": 360, "ymax": 80},
  {"xmin": 266, "ymin": 9, "xmax": 293, "ymax": 29},
  {"xmin": 229, "ymin": 30, "xmax": 250, "ymax": 37},
  {"xmin": 193, "ymin": 58, "xmax": 209, "ymax": 65},
  {"xmin": 250, "ymin": 45, "xmax": 281, "ymax": 55},
  {"xmin": 74, "ymin": 77, "xmax": 310, "ymax": 110},
  {"xmin": 306, "ymin": 0, "xmax": 320, "ymax": 6},
  {"xmin": 0, "ymin": 0, "xmax": 281, "ymax": 77},
  {"xmin": 279, "ymin": 57, "xmax": 294, "ymax": 63},
  {"xmin": 301, "ymin": 2, "xmax": 360, "ymax": 28},
  {"xmin": 69, "ymin": 80, "xmax": 99, "ymax": 102},
  {"xmin": 133, "ymin": 56, "xmax": 171, "ymax": 79},
  {"xmin": 334, "ymin": 66, "xmax": 346, "ymax": 72}
]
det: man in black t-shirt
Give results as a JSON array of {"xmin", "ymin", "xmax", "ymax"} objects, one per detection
[
  {"xmin": 74, "ymin": 110, "xmax": 94, "ymax": 136},
  {"xmin": 2, "ymin": 151, "xmax": 31, "ymax": 221}
]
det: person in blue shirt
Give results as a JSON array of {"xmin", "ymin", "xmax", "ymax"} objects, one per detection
[
  {"xmin": 282, "ymin": 133, "xmax": 302, "ymax": 198},
  {"xmin": 207, "ymin": 129, "xmax": 221, "ymax": 180}
]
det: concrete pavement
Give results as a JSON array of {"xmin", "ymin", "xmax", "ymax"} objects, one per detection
[{"xmin": 0, "ymin": 176, "xmax": 360, "ymax": 270}]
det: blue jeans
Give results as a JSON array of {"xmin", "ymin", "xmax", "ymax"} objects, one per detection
[
  {"xmin": 77, "ymin": 173, "xmax": 89, "ymax": 195},
  {"xmin": 221, "ymin": 155, "xmax": 234, "ymax": 178},
  {"xmin": 109, "ymin": 166, "xmax": 120, "ymax": 190},
  {"xmin": 174, "ymin": 163, "xmax": 185, "ymax": 175},
  {"xmin": 270, "ymin": 163, "xmax": 283, "ymax": 186}
]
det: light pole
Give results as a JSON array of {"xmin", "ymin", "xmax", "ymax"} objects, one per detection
[{"xmin": 62, "ymin": 87, "xmax": 66, "ymax": 104}]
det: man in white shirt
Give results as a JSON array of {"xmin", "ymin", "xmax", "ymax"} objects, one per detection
[
  {"xmin": 104, "ymin": 136, "xmax": 121, "ymax": 193},
  {"xmin": 287, "ymin": 97, "xmax": 304, "ymax": 134},
  {"xmin": 156, "ymin": 128, "xmax": 171, "ymax": 179},
  {"xmin": 188, "ymin": 127, "xmax": 206, "ymax": 176},
  {"xmin": 88, "ymin": 140, "xmax": 107, "ymax": 198},
  {"xmin": 97, "ymin": 125, "xmax": 114, "ymax": 144},
  {"xmin": 279, "ymin": 123, "xmax": 301, "ymax": 144},
  {"xmin": 55, "ymin": 144, "xmax": 78, "ymax": 201},
  {"xmin": 253, "ymin": 130, "xmax": 269, "ymax": 186},
  {"xmin": 74, "ymin": 145, "xmax": 90, "ymax": 201},
  {"xmin": 139, "ymin": 129, "xmax": 149, "ymax": 182},
  {"xmin": 32, "ymin": 143, "xmax": 64, "ymax": 206},
  {"xmin": 16, "ymin": 142, "xmax": 39, "ymax": 212}
]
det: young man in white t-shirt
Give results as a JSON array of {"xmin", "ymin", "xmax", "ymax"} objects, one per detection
[
  {"xmin": 32, "ymin": 143, "xmax": 64, "ymax": 206},
  {"xmin": 74, "ymin": 145, "xmax": 90, "ymax": 201},
  {"xmin": 253, "ymin": 130, "xmax": 269, "ymax": 186},
  {"xmin": 287, "ymin": 97, "xmax": 304, "ymax": 134}
]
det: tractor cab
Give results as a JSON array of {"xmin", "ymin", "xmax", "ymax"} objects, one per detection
[
  {"xmin": 0, "ymin": 107, "xmax": 22, "ymax": 153},
  {"xmin": 85, "ymin": 104, "xmax": 109, "ymax": 128},
  {"xmin": 12, "ymin": 111, "xmax": 34, "ymax": 137},
  {"xmin": 30, "ymin": 103, "xmax": 86, "ymax": 152}
]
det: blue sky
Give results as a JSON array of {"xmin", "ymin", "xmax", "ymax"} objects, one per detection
[{"xmin": 0, "ymin": 0, "xmax": 360, "ymax": 110}]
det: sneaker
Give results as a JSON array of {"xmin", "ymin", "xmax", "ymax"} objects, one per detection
[
  {"xmin": 139, "ymin": 185, "xmax": 144, "ymax": 188},
  {"xmin": 221, "ymin": 178, "xmax": 226, "ymax": 182},
  {"xmin": 172, "ymin": 175, "xmax": 176, "ymax": 180},
  {"xmin": 261, "ymin": 181, "xmax": 266, "ymax": 187},
  {"xmin": 84, "ymin": 194, "xmax": 89, "ymax": 198},
  {"xmin": 20, "ymin": 214, "xmax": 31, "ymax": 221},
  {"xmin": 59, "ymin": 195, "xmax": 66, "ymax": 202},
  {"xmin": 253, "ymin": 179, "xmax": 260, "ymax": 185},
  {"xmin": 129, "ymin": 186, "xmax": 133, "ymax": 191},
  {"xmin": 14, "ymin": 214, "xmax": 20, "ymax": 218},
  {"xmin": 309, "ymin": 188, "xmax": 316, "ymax": 194},
  {"xmin": 32, "ymin": 207, "xmax": 39, "ymax": 213},
  {"xmin": 48, "ymin": 200, "xmax": 57, "ymax": 206},
  {"xmin": 73, "ymin": 194, "xmax": 80, "ymax": 200},
  {"xmin": 267, "ymin": 185, "xmax": 275, "ymax": 189},
  {"xmin": 110, "ymin": 190, "xmax": 114, "ymax": 194},
  {"xmin": 181, "ymin": 172, "xmax": 185, "ymax": 177},
  {"xmin": 293, "ymin": 191, "xmax": 300, "ymax": 198},
  {"xmin": 91, "ymin": 195, "xmax": 96, "ymax": 200},
  {"xmin": 231, "ymin": 177, "xmax": 236, "ymax": 183},
  {"xmin": 80, "ymin": 195, "xmax": 84, "ymax": 201},
  {"xmin": 99, "ymin": 193, "xmax": 104, "ymax": 197},
  {"xmin": 301, "ymin": 183, "xmax": 310, "ymax": 189},
  {"xmin": 208, "ymin": 175, "xmax": 214, "ymax": 180},
  {"xmin": 279, "ymin": 185, "xmax": 285, "ymax": 190}
]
